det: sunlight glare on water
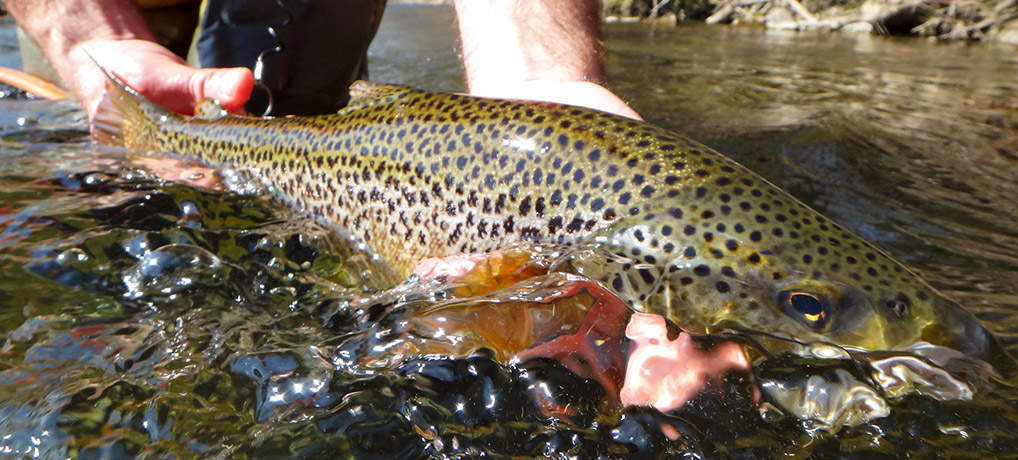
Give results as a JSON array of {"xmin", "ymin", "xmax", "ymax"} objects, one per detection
[{"xmin": 0, "ymin": 5, "xmax": 1017, "ymax": 457}]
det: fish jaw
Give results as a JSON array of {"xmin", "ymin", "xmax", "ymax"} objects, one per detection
[{"xmin": 922, "ymin": 295, "xmax": 991, "ymax": 358}]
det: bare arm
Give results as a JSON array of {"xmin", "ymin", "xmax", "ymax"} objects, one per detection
[
  {"xmin": 6, "ymin": 0, "xmax": 252, "ymax": 120},
  {"xmin": 453, "ymin": 0, "xmax": 641, "ymax": 120}
]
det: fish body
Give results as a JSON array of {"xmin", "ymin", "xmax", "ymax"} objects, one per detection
[{"xmin": 95, "ymin": 71, "xmax": 1001, "ymax": 364}]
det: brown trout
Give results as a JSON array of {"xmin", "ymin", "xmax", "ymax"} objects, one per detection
[{"xmin": 93, "ymin": 67, "xmax": 1004, "ymax": 367}]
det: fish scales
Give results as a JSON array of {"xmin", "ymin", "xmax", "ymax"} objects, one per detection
[
  {"xmin": 120, "ymin": 86, "xmax": 727, "ymax": 275},
  {"xmin": 95, "ymin": 75, "xmax": 997, "ymax": 359}
]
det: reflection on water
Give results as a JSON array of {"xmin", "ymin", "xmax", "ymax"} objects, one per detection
[{"xmin": 0, "ymin": 5, "xmax": 1017, "ymax": 458}]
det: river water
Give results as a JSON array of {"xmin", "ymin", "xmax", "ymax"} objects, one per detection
[{"xmin": 1, "ymin": 4, "xmax": 1017, "ymax": 458}]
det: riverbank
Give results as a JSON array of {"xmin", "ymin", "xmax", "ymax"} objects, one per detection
[{"xmin": 603, "ymin": 0, "xmax": 1018, "ymax": 44}]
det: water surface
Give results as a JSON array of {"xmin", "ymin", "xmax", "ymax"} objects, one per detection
[{"xmin": 1, "ymin": 4, "xmax": 1017, "ymax": 457}]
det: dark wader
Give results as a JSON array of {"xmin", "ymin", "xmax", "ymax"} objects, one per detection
[{"xmin": 19, "ymin": 0, "xmax": 388, "ymax": 116}]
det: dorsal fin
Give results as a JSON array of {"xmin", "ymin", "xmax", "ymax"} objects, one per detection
[
  {"xmin": 194, "ymin": 98, "xmax": 227, "ymax": 120},
  {"xmin": 341, "ymin": 80, "xmax": 414, "ymax": 114}
]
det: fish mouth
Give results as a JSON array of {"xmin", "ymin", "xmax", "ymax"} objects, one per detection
[
  {"xmin": 919, "ymin": 295, "xmax": 1018, "ymax": 381},
  {"xmin": 926, "ymin": 296, "xmax": 994, "ymax": 359}
]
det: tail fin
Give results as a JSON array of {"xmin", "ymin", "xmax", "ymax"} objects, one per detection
[{"xmin": 86, "ymin": 51, "xmax": 172, "ymax": 147}]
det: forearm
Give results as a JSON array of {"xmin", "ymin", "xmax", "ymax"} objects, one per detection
[
  {"xmin": 6, "ymin": 0, "xmax": 155, "ymax": 103},
  {"xmin": 454, "ymin": 0, "xmax": 605, "ymax": 93}
]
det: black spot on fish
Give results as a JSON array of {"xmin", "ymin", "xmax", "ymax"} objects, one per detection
[
  {"xmin": 550, "ymin": 189, "xmax": 563, "ymax": 205},
  {"xmin": 548, "ymin": 216, "xmax": 563, "ymax": 233},
  {"xmin": 519, "ymin": 196, "xmax": 532, "ymax": 215},
  {"xmin": 639, "ymin": 269, "xmax": 656, "ymax": 284}
]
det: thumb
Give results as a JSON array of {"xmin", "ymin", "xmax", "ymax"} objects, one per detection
[{"xmin": 187, "ymin": 67, "xmax": 255, "ymax": 115}]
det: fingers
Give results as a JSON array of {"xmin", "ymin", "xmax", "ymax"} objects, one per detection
[
  {"xmin": 80, "ymin": 39, "xmax": 253, "ymax": 120},
  {"xmin": 469, "ymin": 80, "xmax": 642, "ymax": 120},
  {"xmin": 186, "ymin": 67, "xmax": 255, "ymax": 115}
]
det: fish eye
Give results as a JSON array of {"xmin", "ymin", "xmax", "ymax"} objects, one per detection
[{"xmin": 778, "ymin": 290, "xmax": 830, "ymax": 331}]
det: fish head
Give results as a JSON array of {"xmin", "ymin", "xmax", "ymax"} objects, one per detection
[
  {"xmin": 579, "ymin": 187, "xmax": 1003, "ymax": 369},
  {"xmin": 734, "ymin": 246, "xmax": 993, "ymax": 361},
  {"xmin": 571, "ymin": 189, "xmax": 1011, "ymax": 429}
]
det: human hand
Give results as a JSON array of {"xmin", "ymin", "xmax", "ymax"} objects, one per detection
[
  {"xmin": 74, "ymin": 40, "xmax": 253, "ymax": 189},
  {"xmin": 468, "ymin": 80, "xmax": 642, "ymax": 120},
  {"xmin": 74, "ymin": 39, "xmax": 254, "ymax": 124}
]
